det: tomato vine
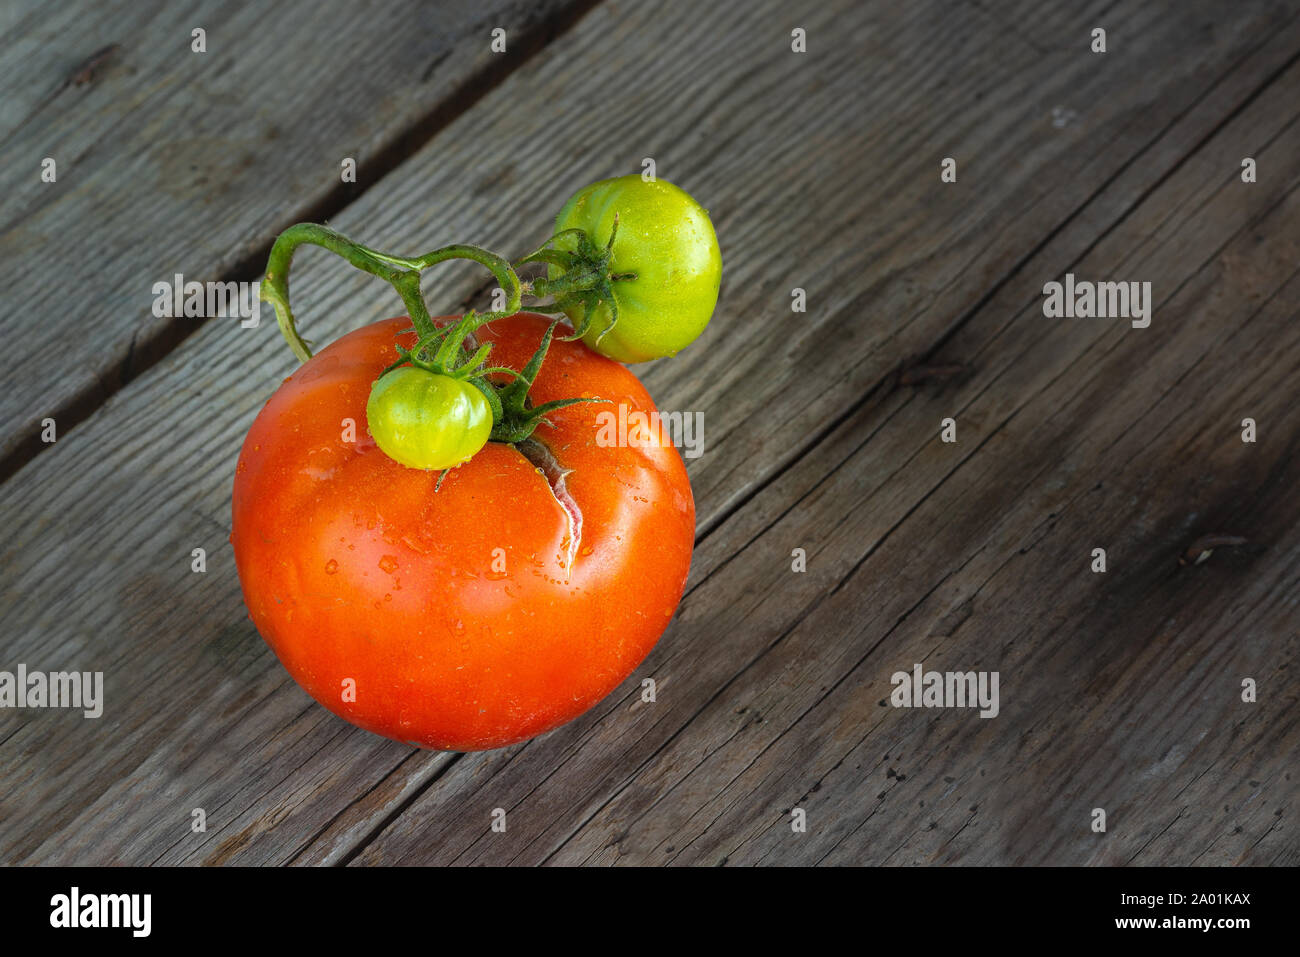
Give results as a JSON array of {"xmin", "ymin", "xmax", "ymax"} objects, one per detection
[{"xmin": 259, "ymin": 222, "xmax": 614, "ymax": 449}]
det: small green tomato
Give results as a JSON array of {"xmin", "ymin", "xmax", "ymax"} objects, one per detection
[
  {"xmin": 365, "ymin": 366, "xmax": 492, "ymax": 470},
  {"xmin": 552, "ymin": 175, "xmax": 721, "ymax": 364}
]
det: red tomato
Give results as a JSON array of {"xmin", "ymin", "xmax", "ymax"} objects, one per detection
[{"xmin": 231, "ymin": 313, "xmax": 694, "ymax": 751}]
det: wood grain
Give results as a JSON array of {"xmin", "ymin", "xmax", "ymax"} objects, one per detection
[
  {"xmin": 0, "ymin": 0, "xmax": 591, "ymax": 472},
  {"xmin": 346, "ymin": 0, "xmax": 1300, "ymax": 866},
  {"xmin": 1, "ymin": 0, "xmax": 1297, "ymax": 865}
]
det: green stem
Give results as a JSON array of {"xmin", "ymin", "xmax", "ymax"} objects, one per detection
[
  {"xmin": 260, "ymin": 224, "xmax": 521, "ymax": 363},
  {"xmin": 258, "ymin": 219, "xmax": 616, "ymax": 456},
  {"xmin": 529, "ymin": 269, "xmax": 604, "ymax": 300}
]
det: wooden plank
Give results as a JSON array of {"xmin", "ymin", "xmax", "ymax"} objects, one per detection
[
  {"xmin": 343, "ymin": 6, "xmax": 1300, "ymax": 865},
  {"xmin": 558, "ymin": 127, "xmax": 1300, "ymax": 867},
  {"xmin": 678, "ymin": 216, "xmax": 1300, "ymax": 866},
  {"xmin": 2, "ymin": 0, "xmax": 1297, "ymax": 865},
  {"xmin": 0, "ymin": 0, "xmax": 592, "ymax": 473}
]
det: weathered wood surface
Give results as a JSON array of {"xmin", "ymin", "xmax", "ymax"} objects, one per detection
[
  {"xmin": 0, "ymin": 0, "xmax": 590, "ymax": 474},
  {"xmin": 1, "ymin": 0, "xmax": 1297, "ymax": 865}
]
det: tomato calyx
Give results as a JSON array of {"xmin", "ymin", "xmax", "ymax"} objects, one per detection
[
  {"xmin": 515, "ymin": 215, "xmax": 637, "ymax": 346},
  {"xmin": 486, "ymin": 319, "xmax": 605, "ymax": 444},
  {"xmin": 385, "ymin": 314, "xmax": 599, "ymax": 445}
]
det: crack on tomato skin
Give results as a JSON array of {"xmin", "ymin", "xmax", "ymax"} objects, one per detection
[{"xmin": 515, "ymin": 437, "xmax": 582, "ymax": 580}]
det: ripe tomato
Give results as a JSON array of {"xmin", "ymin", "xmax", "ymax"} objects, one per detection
[
  {"xmin": 366, "ymin": 366, "xmax": 491, "ymax": 470},
  {"xmin": 552, "ymin": 175, "xmax": 721, "ymax": 363},
  {"xmin": 231, "ymin": 313, "xmax": 694, "ymax": 751}
]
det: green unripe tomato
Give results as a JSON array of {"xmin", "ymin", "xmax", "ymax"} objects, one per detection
[
  {"xmin": 552, "ymin": 175, "xmax": 721, "ymax": 364},
  {"xmin": 365, "ymin": 366, "xmax": 492, "ymax": 470}
]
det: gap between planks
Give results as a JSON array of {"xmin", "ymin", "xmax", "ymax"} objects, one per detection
[{"xmin": 0, "ymin": 0, "xmax": 603, "ymax": 488}]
